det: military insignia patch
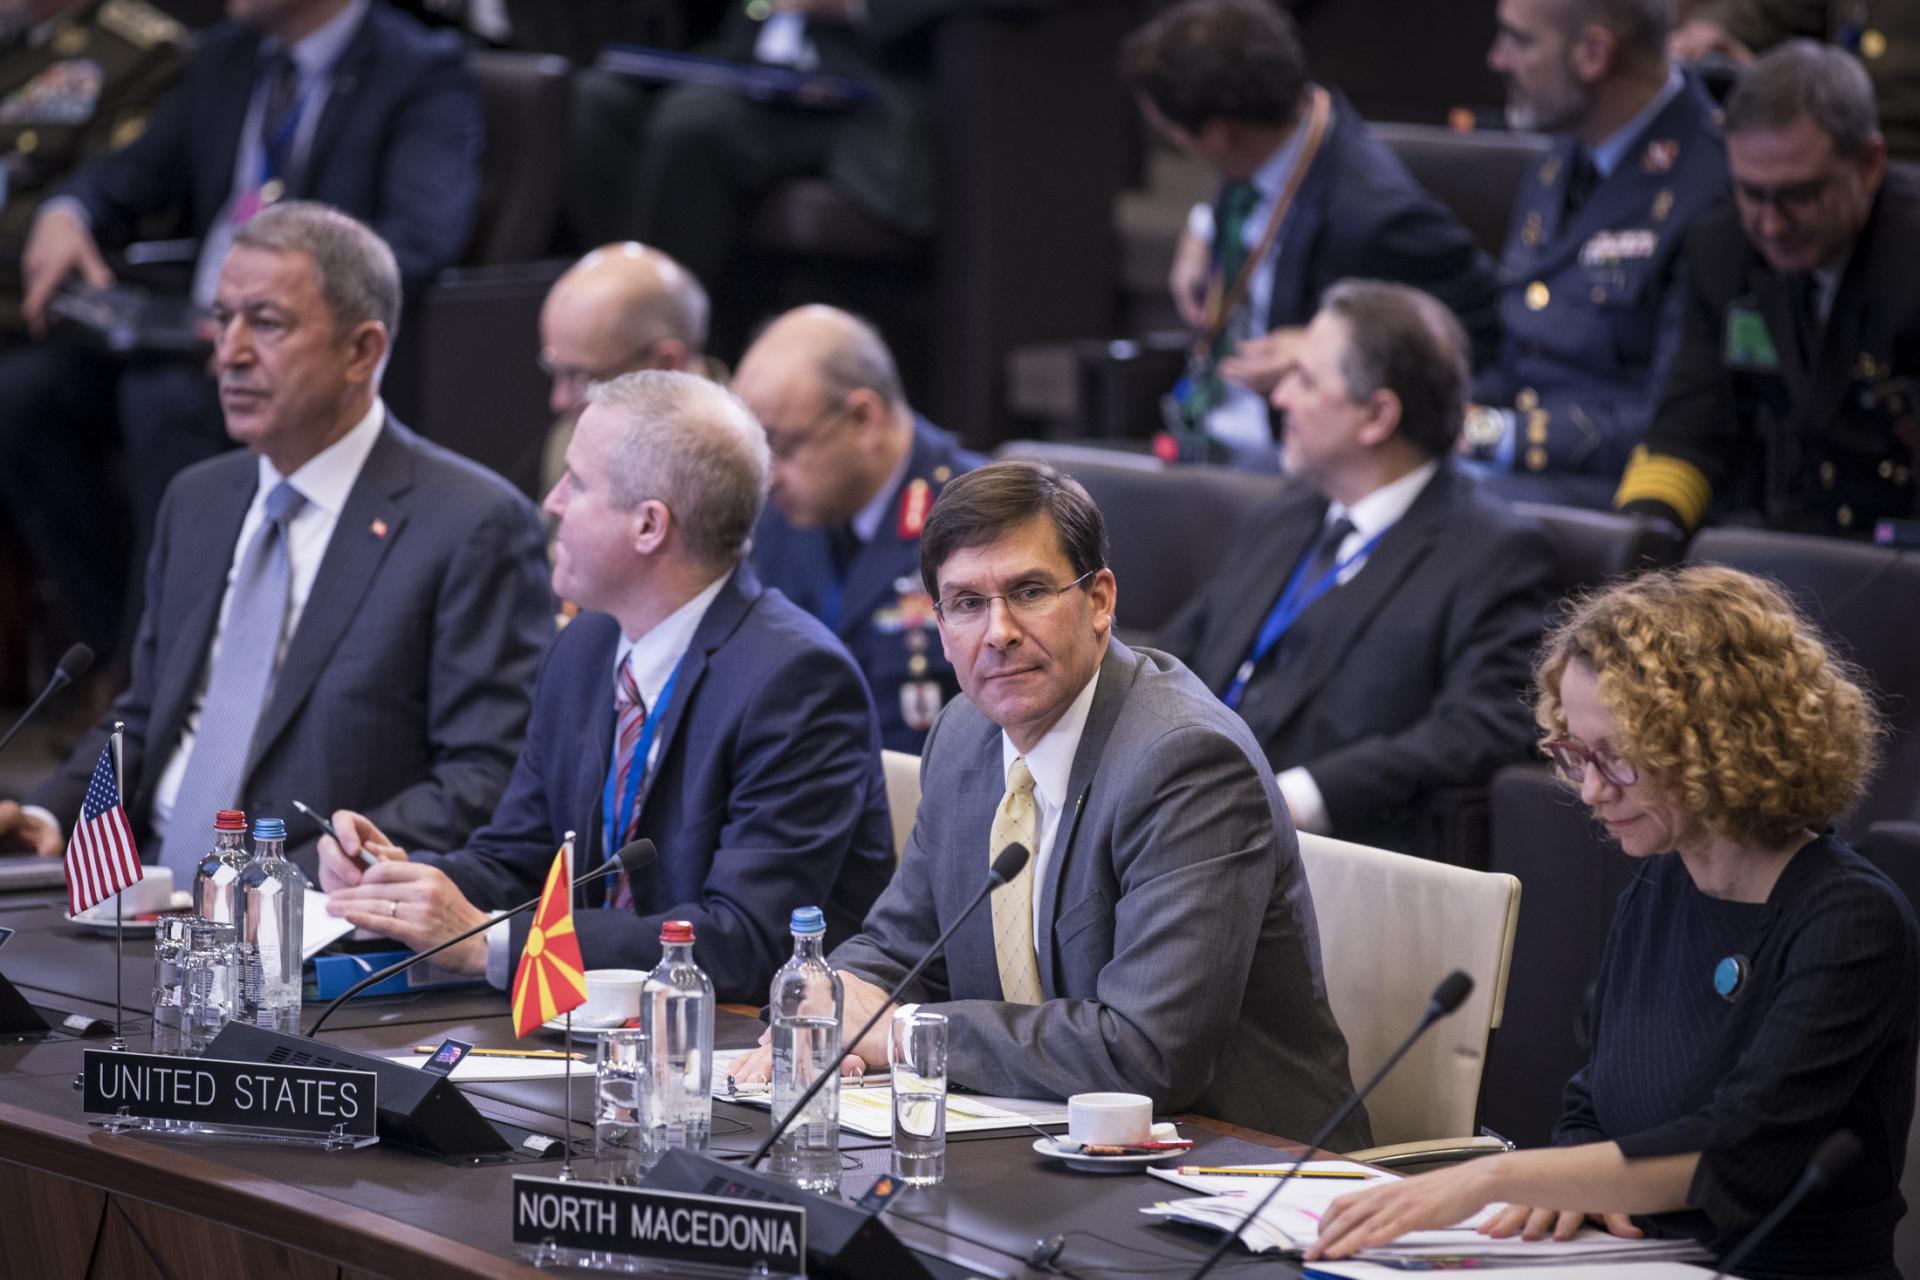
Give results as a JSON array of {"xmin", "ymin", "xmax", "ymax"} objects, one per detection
[
  {"xmin": 99, "ymin": 0, "xmax": 186, "ymax": 48},
  {"xmin": 52, "ymin": 25, "xmax": 88, "ymax": 56},
  {"xmin": 0, "ymin": 60, "xmax": 104, "ymax": 126},
  {"xmin": 898, "ymin": 477, "xmax": 931, "ymax": 540},
  {"xmin": 1652, "ymin": 189, "xmax": 1675, "ymax": 223},
  {"xmin": 900, "ymin": 681, "xmax": 943, "ymax": 732},
  {"xmin": 1724, "ymin": 304, "xmax": 1781, "ymax": 371},
  {"xmin": 1642, "ymin": 139, "xmax": 1678, "ymax": 174}
]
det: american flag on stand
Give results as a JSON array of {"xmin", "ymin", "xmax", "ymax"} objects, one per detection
[{"xmin": 64, "ymin": 743, "xmax": 143, "ymax": 916}]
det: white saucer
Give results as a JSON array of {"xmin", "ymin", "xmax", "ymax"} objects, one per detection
[
  {"xmin": 539, "ymin": 1013, "xmax": 635, "ymax": 1036},
  {"xmin": 65, "ymin": 892, "xmax": 192, "ymax": 934},
  {"xmin": 1031, "ymin": 1135, "xmax": 1178, "ymax": 1173}
]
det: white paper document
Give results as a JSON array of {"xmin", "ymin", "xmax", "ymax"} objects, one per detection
[
  {"xmin": 301, "ymin": 888, "xmax": 356, "ymax": 959},
  {"xmin": 1142, "ymin": 1162, "xmax": 1712, "ymax": 1265},
  {"xmin": 711, "ymin": 1048, "xmax": 1069, "ymax": 1137}
]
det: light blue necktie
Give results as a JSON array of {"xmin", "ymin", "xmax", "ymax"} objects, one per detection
[{"xmin": 158, "ymin": 481, "xmax": 306, "ymax": 879}]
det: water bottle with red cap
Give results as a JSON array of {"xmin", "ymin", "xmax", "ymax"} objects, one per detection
[
  {"xmin": 190, "ymin": 809, "xmax": 250, "ymax": 925},
  {"xmin": 641, "ymin": 919, "xmax": 714, "ymax": 1158}
]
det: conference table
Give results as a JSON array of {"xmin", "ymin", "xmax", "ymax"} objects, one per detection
[{"xmin": 0, "ymin": 883, "xmax": 1313, "ymax": 1280}]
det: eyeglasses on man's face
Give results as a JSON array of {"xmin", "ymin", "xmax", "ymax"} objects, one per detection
[
  {"xmin": 1543, "ymin": 737, "xmax": 1638, "ymax": 788},
  {"xmin": 933, "ymin": 569, "xmax": 1097, "ymax": 630}
]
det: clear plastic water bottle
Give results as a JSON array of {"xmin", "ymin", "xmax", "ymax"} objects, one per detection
[
  {"xmin": 191, "ymin": 809, "xmax": 250, "ymax": 925},
  {"xmin": 641, "ymin": 919, "xmax": 713, "ymax": 1158},
  {"xmin": 769, "ymin": 905, "xmax": 844, "ymax": 1194},
  {"xmin": 236, "ymin": 816, "xmax": 304, "ymax": 1032}
]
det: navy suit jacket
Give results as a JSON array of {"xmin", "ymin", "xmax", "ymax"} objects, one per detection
[
  {"xmin": 1242, "ymin": 88, "xmax": 1501, "ymax": 369},
  {"xmin": 59, "ymin": 0, "xmax": 481, "ymax": 283},
  {"xmin": 416, "ymin": 567, "xmax": 897, "ymax": 1003},
  {"xmin": 31, "ymin": 414, "xmax": 553, "ymax": 875},
  {"xmin": 1157, "ymin": 464, "xmax": 1555, "ymax": 856},
  {"xmin": 750, "ymin": 416, "xmax": 983, "ymax": 752},
  {"xmin": 1474, "ymin": 78, "xmax": 1726, "ymax": 478}
]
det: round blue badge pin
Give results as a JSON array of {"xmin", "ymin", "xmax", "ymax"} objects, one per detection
[{"xmin": 1714, "ymin": 954, "xmax": 1750, "ymax": 1002}]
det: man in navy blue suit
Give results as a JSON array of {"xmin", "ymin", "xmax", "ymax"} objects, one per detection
[
  {"xmin": 1122, "ymin": 0, "xmax": 1500, "ymax": 455},
  {"xmin": 736, "ymin": 305, "xmax": 982, "ymax": 753},
  {"xmin": 319, "ymin": 371, "xmax": 897, "ymax": 1003},
  {"xmin": 0, "ymin": 0, "xmax": 481, "ymax": 669}
]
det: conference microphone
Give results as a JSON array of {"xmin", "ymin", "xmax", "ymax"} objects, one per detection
[
  {"xmin": 0, "ymin": 644, "xmax": 93, "ymax": 757},
  {"xmin": 1709, "ymin": 1130, "xmax": 1862, "ymax": 1279},
  {"xmin": 643, "ymin": 842, "xmax": 1031, "ymax": 1280},
  {"xmin": 744, "ymin": 840, "xmax": 1031, "ymax": 1169},
  {"xmin": 304, "ymin": 837, "xmax": 657, "ymax": 1036},
  {"xmin": 1188, "ymin": 969, "xmax": 1476, "ymax": 1280}
]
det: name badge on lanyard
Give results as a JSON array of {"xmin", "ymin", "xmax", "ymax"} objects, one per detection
[
  {"xmin": 604, "ymin": 658, "xmax": 683, "ymax": 859},
  {"xmin": 1221, "ymin": 525, "xmax": 1389, "ymax": 710}
]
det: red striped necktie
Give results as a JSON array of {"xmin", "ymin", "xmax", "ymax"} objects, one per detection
[{"xmin": 607, "ymin": 654, "xmax": 647, "ymax": 910}]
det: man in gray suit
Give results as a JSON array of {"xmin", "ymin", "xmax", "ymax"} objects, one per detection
[
  {"xmin": 0, "ymin": 202, "xmax": 551, "ymax": 879},
  {"xmin": 732, "ymin": 459, "xmax": 1366, "ymax": 1143}
]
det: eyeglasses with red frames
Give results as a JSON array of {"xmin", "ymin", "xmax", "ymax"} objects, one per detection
[{"xmin": 1542, "ymin": 738, "xmax": 1639, "ymax": 787}]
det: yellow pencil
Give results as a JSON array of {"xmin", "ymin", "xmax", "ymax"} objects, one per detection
[
  {"xmin": 1175, "ymin": 1166, "xmax": 1374, "ymax": 1179},
  {"xmin": 412, "ymin": 1045, "xmax": 585, "ymax": 1060}
]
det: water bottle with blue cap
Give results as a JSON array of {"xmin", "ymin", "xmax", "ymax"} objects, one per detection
[
  {"xmin": 769, "ymin": 905, "xmax": 844, "ymax": 1193},
  {"xmin": 237, "ymin": 815, "xmax": 304, "ymax": 1031}
]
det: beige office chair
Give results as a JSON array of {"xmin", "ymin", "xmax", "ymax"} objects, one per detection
[
  {"xmin": 1297, "ymin": 831, "xmax": 1522, "ymax": 1167},
  {"xmin": 881, "ymin": 751, "xmax": 921, "ymax": 864}
]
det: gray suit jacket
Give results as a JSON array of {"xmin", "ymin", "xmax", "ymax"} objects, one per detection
[
  {"xmin": 31, "ymin": 415, "xmax": 553, "ymax": 878},
  {"xmin": 831, "ymin": 638, "xmax": 1370, "ymax": 1147}
]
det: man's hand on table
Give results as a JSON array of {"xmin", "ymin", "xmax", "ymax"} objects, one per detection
[
  {"xmin": 0, "ymin": 801, "xmax": 61, "ymax": 856},
  {"xmin": 724, "ymin": 970, "xmax": 898, "ymax": 1091},
  {"xmin": 318, "ymin": 808, "xmax": 491, "ymax": 975}
]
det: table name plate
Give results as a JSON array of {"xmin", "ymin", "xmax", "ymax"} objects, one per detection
[
  {"xmin": 512, "ymin": 1174, "xmax": 807, "ymax": 1274},
  {"xmin": 80, "ymin": 1049, "xmax": 378, "ymax": 1137}
]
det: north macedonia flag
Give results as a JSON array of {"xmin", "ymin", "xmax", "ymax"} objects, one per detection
[{"xmin": 511, "ymin": 841, "xmax": 589, "ymax": 1037}]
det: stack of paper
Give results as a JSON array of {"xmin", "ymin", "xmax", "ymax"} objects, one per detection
[
  {"xmin": 711, "ymin": 1049, "xmax": 1070, "ymax": 1137},
  {"xmin": 1142, "ymin": 1162, "xmax": 1712, "ymax": 1267}
]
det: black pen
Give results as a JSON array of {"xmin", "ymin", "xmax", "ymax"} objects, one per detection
[{"xmin": 292, "ymin": 799, "xmax": 378, "ymax": 870}]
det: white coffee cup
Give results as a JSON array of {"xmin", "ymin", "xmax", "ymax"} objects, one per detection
[
  {"xmin": 1067, "ymin": 1091, "xmax": 1153, "ymax": 1147},
  {"xmin": 80, "ymin": 866, "xmax": 174, "ymax": 919},
  {"xmin": 578, "ymin": 968, "xmax": 647, "ymax": 1027}
]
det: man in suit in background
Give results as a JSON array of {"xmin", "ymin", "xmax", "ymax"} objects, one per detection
[
  {"xmin": 537, "ymin": 241, "xmax": 709, "ymax": 498},
  {"xmin": 1466, "ymin": 0, "xmax": 1727, "ymax": 505},
  {"xmin": 319, "ymin": 371, "xmax": 897, "ymax": 1004},
  {"xmin": 1616, "ymin": 40, "xmax": 1919, "ymax": 538},
  {"xmin": 0, "ymin": 202, "xmax": 551, "ymax": 880},
  {"xmin": 731, "ymin": 459, "xmax": 1367, "ymax": 1142},
  {"xmin": 0, "ymin": 0, "xmax": 482, "ymax": 669},
  {"xmin": 1121, "ymin": 0, "xmax": 1500, "ymax": 456},
  {"xmin": 1158, "ymin": 281, "xmax": 1554, "ymax": 859},
  {"xmin": 737, "ymin": 304, "xmax": 982, "ymax": 753}
]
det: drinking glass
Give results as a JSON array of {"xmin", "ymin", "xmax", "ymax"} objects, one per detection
[
  {"xmin": 888, "ymin": 1009, "xmax": 948, "ymax": 1186},
  {"xmin": 595, "ymin": 1027, "xmax": 654, "ymax": 1183}
]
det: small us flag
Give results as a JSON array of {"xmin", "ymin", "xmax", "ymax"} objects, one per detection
[{"xmin": 64, "ymin": 744, "xmax": 143, "ymax": 916}]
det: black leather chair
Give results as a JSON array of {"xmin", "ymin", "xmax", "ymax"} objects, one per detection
[
  {"xmin": 731, "ymin": 3, "xmax": 1132, "ymax": 445},
  {"xmin": 1511, "ymin": 501, "xmax": 1685, "ymax": 595},
  {"xmin": 1374, "ymin": 124, "xmax": 1552, "ymax": 259},
  {"xmin": 389, "ymin": 51, "xmax": 573, "ymax": 495},
  {"xmin": 993, "ymin": 440, "xmax": 1288, "ymax": 639}
]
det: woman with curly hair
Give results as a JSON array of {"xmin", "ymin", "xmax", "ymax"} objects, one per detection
[{"xmin": 1310, "ymin": 565, "xmax": 1917, "ymax": 1278}]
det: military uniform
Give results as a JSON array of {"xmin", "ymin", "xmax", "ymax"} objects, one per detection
[
  {"xmin": 1704, "ymin": 0, "xmax": 1920, "ymax": 159},
  {"xmin": 1616, "ymin": 177, "xmax": 1920, "ymax": 537},
  {"xmin": 750, "ymin": 417, "xmax": 983, "ymax": 755},
  {"xmin": 0, "ymin": 0, "xmax": 187, "ymax": 328},
  {"xmin": 1471, "ymin": 77, "xmax": 1727, "ymax": 491}
]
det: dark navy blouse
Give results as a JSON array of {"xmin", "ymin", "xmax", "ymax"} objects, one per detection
[{"xmin": 1554, "ymin": 832, "xmax": 1919, "ymax": 1278}]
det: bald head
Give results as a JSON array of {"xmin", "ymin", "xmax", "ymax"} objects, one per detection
[
  {"xmin": 539, "ymin": 243, "xmax": 708, "ymax": 416},
  {"xmin": 733, "ymin": 305, "xmax": 914, "ymax": 529}
]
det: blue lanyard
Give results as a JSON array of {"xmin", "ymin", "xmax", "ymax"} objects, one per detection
[
  {"xmin": 1221, "ymin": 525, "xmax": 1389, "ymax": 710},
  {"xmin": 602, "ymin": 658, "xmax": 682, "ymax": 860}
]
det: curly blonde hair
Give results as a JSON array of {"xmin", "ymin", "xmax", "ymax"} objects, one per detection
[{"xmin": 1534, "ymin": 565, "xmax": 1883, "ymax": 849}]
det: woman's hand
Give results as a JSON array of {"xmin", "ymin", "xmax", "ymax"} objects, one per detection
[{"xmin": 1307, "ymin": 1162, "xmax": 1495, "ymax": 1260}]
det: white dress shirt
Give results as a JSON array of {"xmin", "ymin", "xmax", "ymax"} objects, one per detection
[
  {"xmin": 1277, "ymin": 460, "xmax": 1439, "ymax": 834},
  {"xmin": 147, "ymin": 399, "xmax": 387, "ymax": 838}
]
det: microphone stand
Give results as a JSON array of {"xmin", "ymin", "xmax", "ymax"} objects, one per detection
[
  {"xmin": 305, "ymin": 837, "xmax": 656, "ymax": 1036},
  {"xmin": 1188, "ymin": 971, "xmax": 1474, "ymax": 1280},
  {"xmin": 744, "ymin": 842, "xmax": 1031, "ymax": 1170},
  {"xmin": 0, "ymin": 644, "xmax": 92, "ymax": 757}
]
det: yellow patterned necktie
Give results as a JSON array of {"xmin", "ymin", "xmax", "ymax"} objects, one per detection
[{"xmin": 990, "ymin": 756, "xmax": 1044, "ymax": 1004}]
